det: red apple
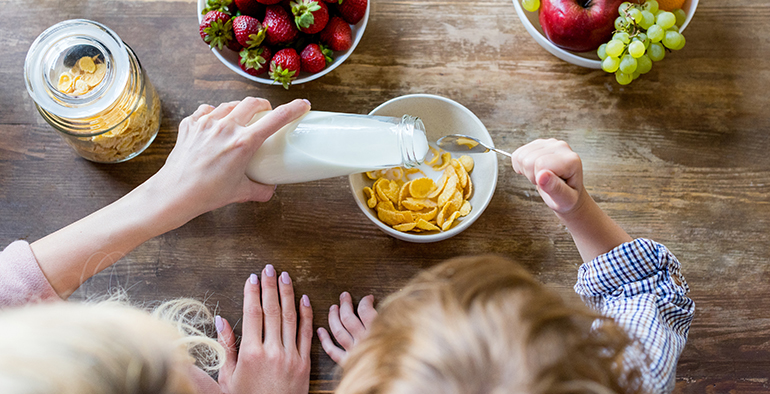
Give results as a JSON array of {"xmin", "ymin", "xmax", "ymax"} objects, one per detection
[{"xmin": 539, "ymin": 0, "xmax": 624, "ymax": 53}]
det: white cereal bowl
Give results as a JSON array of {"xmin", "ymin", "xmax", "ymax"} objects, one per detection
[
  {"xmin": 349, "ymin": 94, "xmax": 499, "ymax": 243},
  {"xmin": 511, "ymin": 0, "xmax": 698, "ymax": 68},
  {"xmin": 196, "ymin": 0, "xmax": 370, "ymax": 85}
]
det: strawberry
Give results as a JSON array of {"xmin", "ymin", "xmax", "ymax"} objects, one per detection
[
  {"xmin": 234, "ymin": 0, "xmax": 263, "ymax": 17},
  {"xmin": 232, "ymin": 15, "xmax": 266, "ymax": 48},
  {"xmin": 264, "ymin": 5, "xmax": 300, "ymax": 45},
  {"xmin": 291, "ymin": 0, "xmax": 329, "ymax": 34},
  {"xmin": 202, "ymin": 0, "xmax": 235, "ymax": 15},
  {"xmin": 300, "ymin": 43, "xmax": 333, "ymax": 73},
  {"xmin": 319, "ymin": 16, "xmax": 352, "ymax": 51},
  {"xmin": 239, "ymin": 46, "xmax": 273, "ymax": 75},
  {"xmin": 255, "ymin": 0, "xmax": 283, "ymax": 5},
  {"xmin": 269, "ymin": 48, "xmax": 301, "ymax": 89},
  {"xmin": 199, "ymin": 11, "xmax": 235, "ymax": 50},
  {"xmin": 337, "ymin": 0, "xmax": 367, "ymax": 24},
  {"xmin": 227, "ymin": 38, "xmax": 244, "ymax": 52}
]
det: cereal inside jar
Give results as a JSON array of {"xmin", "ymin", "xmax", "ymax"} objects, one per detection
[{"xmin": 24, "ymin": 19, "xmax": 161, "ymax": 163}]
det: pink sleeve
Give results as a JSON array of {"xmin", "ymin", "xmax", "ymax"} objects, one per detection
[{"xmin": 0, "ymin": 240, "xmax": 61, "ymax": 307}]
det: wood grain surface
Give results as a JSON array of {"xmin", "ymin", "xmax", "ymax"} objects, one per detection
[{"xmin": 2, "ymin": 0, "xmax": 770, "ymax": 392}]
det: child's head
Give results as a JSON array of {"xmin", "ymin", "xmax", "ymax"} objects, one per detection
[
  {"xmin": 0, "ymin": 298, "xmax": 223, "ymax": 394},
  {"xmin": 336, "ymin": 255, "xmax": 640, "ymax": 394}
]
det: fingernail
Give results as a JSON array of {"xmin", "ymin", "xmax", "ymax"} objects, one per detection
[
  {"xmin": 340, "ymin": 291, "xmax": 349, "ymax": 300},
  {"xmin": 250, "ymin": 273, "xmax": 258, "ymax": 285},
  {"xmin": 215, "ymin": 315, "xmax": 224, "ymax": 333},
  {"xmin": 302, "ymin": 99, "xmax": 311, "ymax": 107},
  {"xmin": 302, "ymin": 294, "xmax": 310, "ymax": 307},
  {"xmin": 265, "ymin": 264, "xmax": 275, "ymax": 277},
  {"xmin": 281, "ymin": 271, "xmax": 291, "ymax": 284}
]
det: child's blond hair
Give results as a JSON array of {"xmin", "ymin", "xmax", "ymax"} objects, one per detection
[
  {"xmin": 0, "ymin": 296, "xmax": 224, "ymax": 394},
  {"xmin": 336, "ymin": 255, "xmax": 642, "ymax": 394}
]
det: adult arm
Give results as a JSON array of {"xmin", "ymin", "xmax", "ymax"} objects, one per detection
[{"xmin": 30, "ymin": 98, "xmax": 311, "ymax": 299}]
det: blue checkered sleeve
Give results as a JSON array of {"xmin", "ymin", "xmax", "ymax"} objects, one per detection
[{"xmin": 574, "ymin": 238, "xmax": 694, "ymax": 393}]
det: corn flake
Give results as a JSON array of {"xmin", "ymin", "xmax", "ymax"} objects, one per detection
[
  {"xmin": 459, "ymin": 155, "xmax": 474, "ymax": 173},
  {"xmin": 456, "ymin": 137, "xmax": 479, "ymax": 149},
  {"xmin": 409, "ymin": 177, "xmax": 436, "ymax": 199},
  {"xmin": 363, "ymin": 148, "xmax": 475, "ymax": 234},
  {"xmin": 58, "ymin": 73, "xmax": 73, "ymax": 93},
  {"xmin": 432, "ymin": 152, "xmax": 453, "ymax": 171},
  {"xmin": 425, "ymin": 146, "xmax": 441, "ymax": 166}
]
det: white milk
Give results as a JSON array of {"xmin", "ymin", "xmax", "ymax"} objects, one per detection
[{"xmin": 246, "ymin": 111, "xmax": 429, "ymax": 184}]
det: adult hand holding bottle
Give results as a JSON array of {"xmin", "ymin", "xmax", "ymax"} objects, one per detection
[
  {"xmin": 154, "ymin": 97, "xmax": 312, "ymax": 223},
  {"xmin": 31, "ymin": 97, "xmax": 311, "ymax": 298}
]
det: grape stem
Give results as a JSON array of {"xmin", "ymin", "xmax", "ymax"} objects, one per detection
[{"xmin": 617, "ymin": 5, "xmax": 642, "ymax": 39}]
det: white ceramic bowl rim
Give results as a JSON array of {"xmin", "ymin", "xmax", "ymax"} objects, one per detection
[{"xmin": 196, "ymin": 0, "xmax": 370, "ymax": 84}]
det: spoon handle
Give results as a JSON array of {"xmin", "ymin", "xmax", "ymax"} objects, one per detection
[{"xmin": 491, "ymin": 147, "xmax": 512, "ymax": 158}]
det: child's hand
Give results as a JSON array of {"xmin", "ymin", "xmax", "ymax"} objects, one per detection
[
  {"xmin": 511, "ymin": 139, "xmax": 586, "ymax": 215},
  {"xmin": 317, "ymin": 292, "xmax": 378, "ymax": 365},
  {"xmin": 216, "ymin": 266, "xmax": 313, "ymax": 394}
]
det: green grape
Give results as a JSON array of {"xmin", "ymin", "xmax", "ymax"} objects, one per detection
[
  {"xmin": 615, "ymin": 16, "xmax": 628, "ymax": 30},
  {"xmin": 619, "ymin": 2, "xmax": 633, "ymax": 14},
  {"xmin": 632, "ymin": 71, "xmax": 641, "ymax": 80},
  {"xmin": 655, "ymin": 9, "xmax": 665, "ymax": 17},
  {"xmin": 672, "ymin": 34, "xmax": 686, "ymax": 50},
  {"xmin": 628, "ymin": 41, "xmax": 645, "ymax": 58},
  {"xmin": 629, "ymin": 8, "xmax": 643, "ymax": 23},
  {"xmin": 656, "ymin": 12, "xmax": 676, "ymax": 29},
  {"xmin": 619, "ymin": 54, "xmax": 638, "ymax": 74},
  {"xmin": 616, "ymin": 71, "xmax": 633, "ymax": 85},
  {"xmin": 643, "ymin": 0, "xmax": 659, "ymax": 14},
  {"xmin": 640, "ymin": 10, "xmax": 655, "ymax": 29},
  {"xmin": 668, "ymin": 25, "xmax": 680, "ymax": 33},
  {"xmin": 648, "ymin": 42, "xmax": 665, "ymax": 61},
  {"xmin": 636, "ymin": 54, "xmax": 652, "ymax": 74},
  {"xmin": 648, "ymin": 24, "xmax": 664, "ymax": 42},
  {"xmin": 613, "ymin": 32, "xmax": 630, "ymax": 44},
  {"xmin": 662, "ymin": 30, "xmax": 682, "ymax": 49},
  {"xmin": 606, "ymin": 39, "xmax": 625, "ymax": 58},
  {"xmin": 597, "ymin": 43, "xmax": 608, "ymax": 60},
  {"xmin": 522, "ymin": 0, "xmax": 540, "ymax": 12},
  {"xmin": 602, "ymin": 56, "xmax": 621, "ymax": 73},
  {"xmin": 636, "ymin": 33, "xmax": 650, "ymax": 48},
  {"xmin": 674, "ymin": 9, "xmax": 687, "ymax": 26}
]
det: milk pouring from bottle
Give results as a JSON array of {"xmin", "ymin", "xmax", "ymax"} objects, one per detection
[{"xmin": 246, "ymin": 111, "xmax": 429, "ymax": 184}]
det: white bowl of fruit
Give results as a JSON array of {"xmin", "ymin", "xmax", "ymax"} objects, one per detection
[
  {"xmin": 512, "ymin": 0, "xmax": 697, "ymax": 83},
  {"xmin": 197, "ymin": 0, "xmax": 369, "ymax": 89}
]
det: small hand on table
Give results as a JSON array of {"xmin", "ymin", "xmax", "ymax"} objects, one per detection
[{"xmin": 317, "ymin": 292, "xmax": 378, "ymax": 365}]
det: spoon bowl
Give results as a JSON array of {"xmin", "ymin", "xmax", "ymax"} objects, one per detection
[{"xmin": 437, "ymin": 134, "xmax": 511, "ymax": 157}]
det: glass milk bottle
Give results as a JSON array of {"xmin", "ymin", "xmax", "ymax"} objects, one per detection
[
  {"xmin": 24, "ymin": 19, "xmax": 161, "ymax": 163},
  {"xmin": 246, "ymin": 111, "xmax": 429, "ymax": 184}
]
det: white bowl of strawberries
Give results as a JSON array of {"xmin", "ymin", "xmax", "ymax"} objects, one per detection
[{"xmin": 197, "ymin": 0, "xmax": 369, "ymax": 88}]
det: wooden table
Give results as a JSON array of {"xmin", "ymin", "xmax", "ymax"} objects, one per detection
[{"xmin": 2, "ymin": 0, "xmax": 769, "ymax": 392}]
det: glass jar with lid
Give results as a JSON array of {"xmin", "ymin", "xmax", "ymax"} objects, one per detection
[{"xmin": 24, "ymin": 19, "xmax": 161, "ymax": 163}]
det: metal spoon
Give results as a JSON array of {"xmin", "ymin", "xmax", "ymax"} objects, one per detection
[{"xmin": 436, "ymin": 134, "xmax": 511, "ymax": 158}]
